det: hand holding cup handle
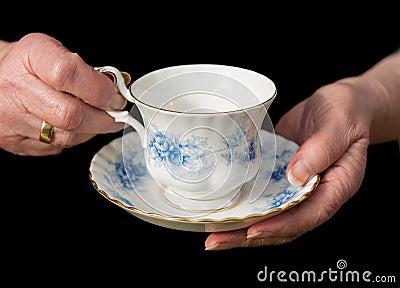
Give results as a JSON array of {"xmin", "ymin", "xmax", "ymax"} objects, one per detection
[{"xmin": 95, "ymin": 66, "xmax": 146, "ymax": 146}]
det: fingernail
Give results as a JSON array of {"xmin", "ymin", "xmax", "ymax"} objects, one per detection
[
  {"xmin": 246, "ymin": 231, "xmax": 263, "ymax": 239},
  {"xmin": 205, "ymin": 242, "xmax": 233, "ymax": 251},
  {"xmin": 287, "ymin": 160, "xmax": 310, "ymax": 186},
  {"xmin": 110, "ymin": 93, "xmax": 127, "ymax": 110}
]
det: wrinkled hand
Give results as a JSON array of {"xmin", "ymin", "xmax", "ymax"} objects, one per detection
[
  {"xmin": 0, "ymin": 32, "xmax": 126, "ymax": 156},
  {"xmin": 205, "ymin": 80, "xmax": 371, "ymax": 250}
]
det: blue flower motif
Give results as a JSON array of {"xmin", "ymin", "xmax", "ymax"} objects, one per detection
[
  {"xmin": 221, "ymin": 129, "xmax": 258, "ymax": 165},
  {"xmin": 147, "ymin": 126, "xmax": 258, "ymax": 169},
  {"xmin": 268, "ymin": 188, "xmax": 297, "ymax": 209},
  {"xmin": 148, "ymin": 130, "xmax": 190, "ymax": 168},
  {"xmin": 104, "ymin": 152, "xmax": 147, "ymax": 194},
  {"xmin": 271, "ymin": 163, "xmax": 287, "ymax": 181},
  {"xmin": 248, "ymin": 137, "xmax": 257, "ymax": 161},
  {"xmin": 168, "ymin": 147, "xmax": 183, "ymax": 166},
  {"xmin": 271, "ymin": 149, "xmax": 292, "ymax": 181},
  {"xmin": 149, "ymin": 132, "xmax": 175, "ymax": 161},
  {"xmin": 113, "ymin": 158, "xmax": 132, "ymax": 189}
]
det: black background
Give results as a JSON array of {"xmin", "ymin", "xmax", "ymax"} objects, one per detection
[{"xmin": 1, "ymin": 6, "xmax": 399, "ymax": 287}]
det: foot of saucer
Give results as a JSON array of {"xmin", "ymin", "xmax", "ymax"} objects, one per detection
[{"xmin": 163, "ymin": 186, "xmax": 242, "ymax": 212}]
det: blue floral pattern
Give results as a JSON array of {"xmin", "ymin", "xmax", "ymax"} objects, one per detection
[
  {"xmin": 259, "ymin": 186, "xmax": 298, "ymax": 210},
  {"xmin": 147, "ymin": 125, "xmax": 258, "ymax": 172},
  {"xmin": 148, "ymin": 130, "xmax": 208, "ymax": 171},
  {"xmin": 221, "ymin": 127, "xmax": 258, "ymax": 165},
  {"xmin": 103, "ymin": 149, "xmax": 147, "ymax": 203},
  {"xmin": 270, "ymin": 149, "xmax": 292, "ymax": 181},
  {"xmin": 89, "ymin": 130, "xmax": 319, "ymax": 231}
]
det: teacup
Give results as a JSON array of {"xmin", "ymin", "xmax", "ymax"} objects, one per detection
[{"xmin": 95, "ymin": 64, "xmax": 276, "ymax": 212}]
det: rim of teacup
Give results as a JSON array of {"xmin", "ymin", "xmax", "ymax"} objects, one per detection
[{"xmin": 129, "ymin": 64, "xmax": 277, "ymax": 114}]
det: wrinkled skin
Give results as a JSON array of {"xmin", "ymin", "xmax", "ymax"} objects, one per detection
[
  {"xmin": 205, "ymin": 48, "xmax": 400, "ymax": 250},
  {"xmin": 1, "ymin": 33, "xmax": 398, "ymax": 250},
  {"xmin": 205, "ymin": 82, "xmax": 371, "ymax": 249},
  {"xmin": 0, "ymin": 33, "xmax": 125, "ymax": 156}
]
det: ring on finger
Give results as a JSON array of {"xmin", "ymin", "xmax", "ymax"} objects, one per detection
[{"xmin": 39, "ymin": 121, "xmax": 54, "ymax": 144}]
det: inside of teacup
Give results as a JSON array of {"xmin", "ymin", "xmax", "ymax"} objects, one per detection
[{"xmin": 130, "ymin": 65, "xmax": 276, "ymax": 113}]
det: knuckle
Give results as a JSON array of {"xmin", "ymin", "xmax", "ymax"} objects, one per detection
[
  {"xmin": 248, "ymin": 236, "xmax": 297, "ymax": 247},
  {"xmin": 48, "ymin": 53, "xmax": 81, "ymax": 91},
  {"xmin": 53, "ymin": 130, "xmax": 79, "ymax": 148},
  {"xmin": 52, "ymin": 99, "xmax": 85, "ymax": 131},
  {"xmin": 59, "ymin": 133, "xmax": 78, "ymax": 147}
]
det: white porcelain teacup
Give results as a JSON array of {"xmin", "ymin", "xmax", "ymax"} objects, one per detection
[{"xmin": 95, "ymin": 64, "xmax": 276, "ymax": 212}]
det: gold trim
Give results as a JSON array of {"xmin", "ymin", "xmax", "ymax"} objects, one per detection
[
  {"xmin": 89, "ymin": 172, "xmax": 320, "ymax": 224},
  {"xmin": 129, "ymin": 64, "xmax": 278, "ymax": 115},
  {"xmin": 99, "ymin": 70, "xmax": 131, "ymax": 86},
  {"xmin": 131, "ymin": 90, "xmax": 277, "ymax": 115}
]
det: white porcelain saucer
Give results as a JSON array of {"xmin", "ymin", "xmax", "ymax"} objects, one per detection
[{"xmin": 89, "ymin": 130, "xmax": 320, "ymax": 232}]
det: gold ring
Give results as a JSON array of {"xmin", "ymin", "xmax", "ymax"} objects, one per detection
[{"xmin": 39, "ymin": 121, "xmax": 54, "ymax": 144}]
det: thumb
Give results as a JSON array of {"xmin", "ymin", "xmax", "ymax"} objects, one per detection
[{"xmin": 285, "ymin": 124, "xmax": 349, "ymax": 186}]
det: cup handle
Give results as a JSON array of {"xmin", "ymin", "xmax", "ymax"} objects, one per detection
[{"xmin": 94, "ymin": 66, "xmax": 146, "ymax": 148}]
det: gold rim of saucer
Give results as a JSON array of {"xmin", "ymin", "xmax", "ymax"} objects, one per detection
[{"xmin": 89, "ymin": 172, "xmax": 320, "ymax": 223}]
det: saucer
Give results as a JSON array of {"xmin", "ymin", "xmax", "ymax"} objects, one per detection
[{"xmin": 89, "ymin": 130, "xmax": 320, "ymax": 232}]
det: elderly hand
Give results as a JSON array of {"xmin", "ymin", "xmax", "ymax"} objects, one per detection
[
  {"xmin": 0, "ymin": 32, "xmax": 126, "ymax": 156},
  {"xmin": 204, "ymin": 81, "xmax": 371, "ymax": 250},
  {"xmin": 205, "ymin": 50, "xmax": 400, "ymax": 250},
  {"xmin": 204, "ymin": 80, "xmax": 372, "ymax": 250},
  {"xmin": 205, "ymin": 53, "xmax": 400, "ymax": 250}
]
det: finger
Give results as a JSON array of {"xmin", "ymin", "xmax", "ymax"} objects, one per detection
[
  {"xmin": 276, "ymin": 87, "xmax": 370, "ymax": 187},
  {"xmin": 284, "ymin": 122, "xmax": 351, "ymax": 186},
  {"xmin": 19, "ymin": 76, "xmax": 124, "ymax": 134},
  {"xmin": 205, "ymin": 182, "xmax": 333, "ymax": 251},
  {"xmin": 15, "ymin": 113, "xmax": 105, "ymax": 149},
  {"xmin": 19, "ymin": 33, "xmax": 126, "ymax": 110},
  {"xmin": 205, "ymin": 229, "xmax": 247, "ymax": 250},
  {"xmin": 205, "ymin": 228, "xmax": 298, "ymax": 250},
  {"xmin": 5, "ymin": 138, "xmax": 64, "ymax": 156},
  {"xmin": 243, "ymin": 169, "xmax": 361, "ymax": 243},
  {"xmin": 246, "ymin": 129, "xmax": 368, "ymax": 238},
  {"xmin": 246, "ymin": 183, "xmax": 334, "ymax": 239},
  {"xmin": 206, "ymin": 139, "xmax": 368, "ymax": 251},
  {"xmin": 32, "ymin": 118, "xmax": 102, "ymax": 147},
  {"xmin": 48, "ymin": 130, "xmax": 97, "ymax": 147}
]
